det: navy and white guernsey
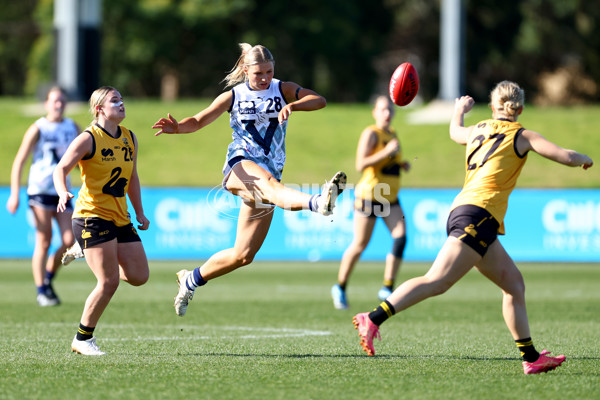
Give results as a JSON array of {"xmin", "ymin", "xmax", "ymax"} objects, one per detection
[
  {"xmin": 223, "ymin": 78, "xmax": 288, "ymax": 181},
  {"xmin": 27, "ymin": 117, "xmax": 79, "ymax": 196}
]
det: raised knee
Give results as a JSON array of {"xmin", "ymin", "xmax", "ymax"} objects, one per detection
[
  {"xmin": 504, "ymin": 280, "xmax": 526, "ymax": 299},
  {"xmin": 128, "ymin": 273, "xmax": 149, "ymax": 286},
  {"xmin": 429, "ymin": 279, "xmax": 453, "ymax": 296},
  {"xmin": 261, "ymin": 176, "xmax": 280, "ymax": 201}
]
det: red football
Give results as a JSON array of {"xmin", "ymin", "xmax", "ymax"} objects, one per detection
[{"xmin": 389, "ymin": 62, "xmax": 419, "ymax": 106}]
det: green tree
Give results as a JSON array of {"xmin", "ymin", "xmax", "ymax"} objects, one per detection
[
  {"xmin": 14, "ymin": 0, "xmax": 600, "ymax": 103},
  {"xmin": 99, "ymin": 0, "xmax": 394, "ymax": 101},
  {"xmin": 25, "ymin": 0, "xmax": 53, "ymax": 97},
  {"xmin": 464, "ymin": 0, "xmax": 599, "ymax": 102},
  {"xmin": 0, "ymin": 0, "xmax": 40, "ymax": 95}
]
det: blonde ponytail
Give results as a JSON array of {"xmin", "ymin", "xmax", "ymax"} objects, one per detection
[{"xmin": 222, "ymin": 43, "xmax": 275, "ymax": 88}]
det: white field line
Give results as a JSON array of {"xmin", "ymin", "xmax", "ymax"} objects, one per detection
[{"xmin": 0, "ymin": 322, "xmax": 332, "ymax": 342}]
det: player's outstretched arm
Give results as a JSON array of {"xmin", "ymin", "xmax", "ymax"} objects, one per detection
[
  {"xmin": 519, "ymin": 129, "xmax": 593, "ymax": 169},
  {"xmin": 153, "ymin": 91, "xmax": 233, "ymax": 136}
]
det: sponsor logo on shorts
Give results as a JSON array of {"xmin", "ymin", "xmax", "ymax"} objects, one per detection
[
  {"xmin": 464, "ymin": 224, "xmax": 477, "ymax": 237},
  {"xmin": 99, "ymin": 230, "xmax": 110, "ymax": 236}
]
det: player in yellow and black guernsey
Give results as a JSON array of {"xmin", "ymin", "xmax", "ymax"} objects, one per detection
[
  {"xmin": 73, "ymin": 122, "xmax": 135, "ymax": 228},
  {"xmin": 353, "ymin": 81, "xmax": 593, "ymax": 375},
  {"xmin": 333, "ymin": 96, "xmax": 410, "ymax": 310},
  {"xmin": 54, "ymin": 86, "xmax": 150, "ymax": 356},
  {"xmin": 450, "ymin": 114, "xmax": 526, "ymax": 236}
]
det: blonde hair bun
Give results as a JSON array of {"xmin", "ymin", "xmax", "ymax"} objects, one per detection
[{"xmin": 490, "ymin": 80, "xmax": 524, "ymax": 116}]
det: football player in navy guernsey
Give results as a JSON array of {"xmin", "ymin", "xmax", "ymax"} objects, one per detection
[
  {"xmin": 353, "ymin": 81, "xmax": 593, "ymax": 375},
  {"xmin": 153, "ymin": 43, "xmax": 346, "ymax": 317},
  {"xmin": 7, "ymin": 86, "xmax": 80, "ymax": 307}
]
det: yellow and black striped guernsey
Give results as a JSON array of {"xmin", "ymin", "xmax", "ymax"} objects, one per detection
[
  {"xmin": 73, "ymin": 123, "xmax": 136, "ymax": 226},
  {"xmin": 451, "ymin": 119, "xmax": 528, "ymax": 234},
  {"xmin": 354, "ymin": 125, "xmax": 403, "ymax": 203}
]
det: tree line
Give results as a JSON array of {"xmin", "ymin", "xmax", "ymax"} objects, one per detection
[{"xmin": 2, "ymin": 0, "xmax": 598, "ymax": 104}]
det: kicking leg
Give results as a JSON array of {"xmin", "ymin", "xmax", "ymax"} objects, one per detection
[
  {"xmin": 354, "ymin": 237, "xmax": 480, "ymax": 356},
  {"xmin": 387, "ymin": 237, "xmax": 479, "ymax": 312}
]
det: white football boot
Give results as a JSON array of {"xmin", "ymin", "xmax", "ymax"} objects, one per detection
[
  {"xmin": 174, "ymin": 269, "xmax": 195, "ymax": 316},
  {"xmin": 37, "ymin": 293, "xmax": 59, "ymax": 307},
  {"xmin": 71, "ymin": 336, "xmax": 106, "ymax": 356},
  {"xmin": 316, "ymin": 171, "xmax": 347, "ymax": 216},
  {"xmin": 61, "ymin": 241, "xmax": 85, "ymax": 265}
]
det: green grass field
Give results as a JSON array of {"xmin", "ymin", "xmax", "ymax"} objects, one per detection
[
  {"xmin": 1, "ymin": 97, "xmax": 598, "ymax": 398},
  {"xmin": 1, "ymin": 97, "xmax": 598, "ymax": 188},
  {"xmin": 0, "ymin": 259, "xmax": 598, "ymax": 400}
]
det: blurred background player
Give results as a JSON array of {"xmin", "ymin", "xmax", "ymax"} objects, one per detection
[
  {"xmin": 7, "ymin": 86, "xmax": 79, "ymax": 306},
  {"xmin": 152, "ymin": 43, "xmax": 346, "ymax": 317},
  {"xmin": 332, "ymin": 95, "xmax": 410, "ymax": 309},
  {"xmin": 54, "ymin": 86, "xmax": 150, "ymax": 355},
  {"xmin": 352, "ymin": 81, "xmax": 593, "ymax": 375}
]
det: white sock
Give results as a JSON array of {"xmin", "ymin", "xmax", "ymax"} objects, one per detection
[{"xmin": 309, "ymin": 194, "xmax": 321, "ymax": 212}]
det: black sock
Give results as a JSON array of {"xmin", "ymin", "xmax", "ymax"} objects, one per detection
[
  {"xmin": 76, "ymin": 323, "xmax": 95, "ymax": 341},
  {"xmin": 515, "ymin": 337, "xmax": 540, "ymax": 362},
  {"xmin": 338, "ymin": 282, "xmax": 346, "ymax": 291},
  {"xmin": 383, "ymin": 279, "xmax": 394, "ymax": 291},
  {"xmin": 368, "ymin": 300, "xmax": 395, "ymax": 326}
]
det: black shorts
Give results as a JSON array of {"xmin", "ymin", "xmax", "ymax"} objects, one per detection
[
  {"xmin": 446, "ymin": 205, "xmax": 499, "ymax": 257},
  {"xmin": 355, "ymin": 198, "xmax": 400, "ymax": 218},
  {"xmin": 72, "ymin": 217, "xmax": 141, "ymax": 249},
  {"xmin": 28, "ymin": 194, "xmax": 73, "ymax": 211}
]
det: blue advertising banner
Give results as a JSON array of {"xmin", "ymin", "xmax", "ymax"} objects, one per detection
[{"xmin": 1, "ymin": 187, "xmax": 599, "ymax": 262}]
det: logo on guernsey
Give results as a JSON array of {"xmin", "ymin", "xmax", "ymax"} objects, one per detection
[
  {"xmin": 122, "ymin": 138, "xmax": 129, "ymax": 145},
  {"xmin": 239, "ymin": 100, "xmax": 256, "ymax": 115},
  {"xmin": 101, "ymin": 148, "xmax": 117, "ymax": 161},
  {"xmin": 81, "ymin": 230, "xmax": 92, "ymax": 239}
]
